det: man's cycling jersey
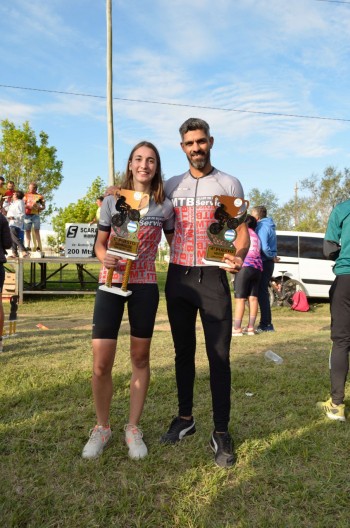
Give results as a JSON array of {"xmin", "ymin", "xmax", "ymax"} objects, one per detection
[
  {"xmin": 98, "ymin": 194, "xmax": 174, "ymax": 284},
  {"xmin": 163, "ymin": 168, "xmax": 244, "ymax": 267}
]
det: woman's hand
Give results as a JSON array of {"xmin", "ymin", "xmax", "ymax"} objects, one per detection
[
  {"xmin": 103, "ymin": 251, "xmax": 121, "ymax": 269},
  {"xmin": 220, "ymin": 254, "xmax": 243, "ymax": 274}
]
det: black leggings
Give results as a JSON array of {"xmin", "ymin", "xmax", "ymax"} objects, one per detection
[
  {"xmin": 329, "ymin": 275, "xmax": 350, "ymax": 404},
  {"xmin": 165, "ymin": 263, "xmax": 232, "ymax": 431}
]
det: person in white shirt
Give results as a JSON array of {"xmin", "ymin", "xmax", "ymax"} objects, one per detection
[{"xmin": 6, "ymin": 191, "xmax": 28, "ymax": 258}]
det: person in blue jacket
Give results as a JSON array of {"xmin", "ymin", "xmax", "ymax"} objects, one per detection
[{"xmin": 251, "ymin": 206, "xmax": 277, "ymax": 332}]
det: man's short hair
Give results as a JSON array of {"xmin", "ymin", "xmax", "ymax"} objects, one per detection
[
  {"xmin": 251, "ymin": 206, "xmax": 267, "ymax": 219},
  {"xmin": 0, "ymin": 176, "xmax": 5, "ymax": 183},
  {"xmin": 97, "ymin": 196, "xmax": 104, "ymax": 202},
  {"xmin": 179, "ymin": 118, "xmax": 211, "ymax": 140}
]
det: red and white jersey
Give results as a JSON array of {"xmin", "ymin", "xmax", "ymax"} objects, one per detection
[
  {"xmin": 98, "ymin": 194, "xmax": 174, "ymax": 284},
  {"xmin": 163, "ymin": 168, "xmax": 245, "ymax": 267}
]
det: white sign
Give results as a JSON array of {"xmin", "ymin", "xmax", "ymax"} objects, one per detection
[{"xmin": 65, "ymin": 223, "xmax": 97, "ymax": 258}]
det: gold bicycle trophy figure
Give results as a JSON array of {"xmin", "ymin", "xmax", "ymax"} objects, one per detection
[
  {"xmin": 202, "ymin": 195, "xmax": 249, "ymax": 266},
  {"xmin": 99, "ymin": 189, "xmax": 149, "ymax": 297}
]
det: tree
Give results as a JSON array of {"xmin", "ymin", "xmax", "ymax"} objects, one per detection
[
  {"xmin": 52, "ymin": 177, "xmax": 107, "ymax": 243},
  {"xmin": 247, "ymin": 188, "xmax": 280, "ymax": 218},
  {"xmin": 299, "ymin": 166, "xmax": 350, "ymax": 231},
  {"xmin": 0, "ymin": 120, "xmax": 63, "ymax": 219}
]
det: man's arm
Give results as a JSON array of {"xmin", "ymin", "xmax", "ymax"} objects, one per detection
[{"xmin": 323, "ymin": 240, "xmax": 340, "ymax": 261}]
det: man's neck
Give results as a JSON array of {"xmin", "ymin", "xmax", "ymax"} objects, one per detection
[{"xmin": 189, "ymin": 164, "xmax": 214, "ymax": 179}]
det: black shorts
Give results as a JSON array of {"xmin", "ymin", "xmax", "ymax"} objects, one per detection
[
  {"xmin": 234, "ymin": 266, "xmax": 262, "ymax": 298},
  {"xmin": 92, "ymin": 283, "xmax": 159, "ymax": 339}
]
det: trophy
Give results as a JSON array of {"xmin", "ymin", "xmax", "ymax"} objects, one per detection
[
  {"xmin": 99, "ymin": 189, "xmax": 149, "ymax": 296},
  {"xmin": 202, "ymin": 195, "xmax": 249, "ymax": 266}
]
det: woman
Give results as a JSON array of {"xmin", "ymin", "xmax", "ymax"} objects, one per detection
[
  {"xmin": 82, "ymin": 141, "xmax": 173, "ymax": 460},
  {"xmin": 6, "ymin": 191, "xmax": 28, "ymax": 258},
  {"xmin": 232, "ymin": 214, "xmax": 262, "ymax": 336}
]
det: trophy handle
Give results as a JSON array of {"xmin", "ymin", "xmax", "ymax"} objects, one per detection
[
  {"xmin": 121, "ymin": 259, "xmax": 133, "ymax": 292},
  {"xmin": 105, "ymin": 267, "xmax": 114, "ymax": 288}
]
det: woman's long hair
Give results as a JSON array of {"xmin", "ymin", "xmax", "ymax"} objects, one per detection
[{"xmin": 122, "ymin": 141, "xmax": 165, "ymax": 204}]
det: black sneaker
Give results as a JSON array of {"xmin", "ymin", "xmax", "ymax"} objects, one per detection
[
  {"xmin": 210, "ymin": 431, "xmax": 236, "ymax": 468},
  {"xmin": 160, "ymin": 416, "xmax": 196, "ymax": 444},
  {"xmin": 256, "ymin": 324, "xmax": 275, "ymax": 334}
]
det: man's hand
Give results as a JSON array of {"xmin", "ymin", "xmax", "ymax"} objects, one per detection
[{"xmin": 220, "ymin": 254, "xmax": 243, "ymax": 273}]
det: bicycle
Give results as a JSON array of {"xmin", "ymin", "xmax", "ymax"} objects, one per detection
[{"xmin": 268, "ymin": 270, "xmax": 306, "ymax": 307}]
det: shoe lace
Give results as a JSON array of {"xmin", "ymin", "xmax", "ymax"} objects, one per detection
[
  {"xmin": 125, "ymin": 424, "xmax": 144, "ymax": 445},
  {"xmin": 88, "ymin": 426, "xmax": 109, "ymax": 445}
]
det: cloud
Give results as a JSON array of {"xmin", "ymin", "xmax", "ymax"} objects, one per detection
[{"xmin": 0, "ymin": 99, "xmax": 36, "ymax": 122}]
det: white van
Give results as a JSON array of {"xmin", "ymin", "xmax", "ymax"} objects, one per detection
[{"xmin": 271, "ymin": 231, "xmax": 335, "ymax": 302}]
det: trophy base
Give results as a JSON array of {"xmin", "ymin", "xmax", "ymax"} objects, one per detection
[
  {"xmin": 99, "ymin": 284, "xmax": 132, "ymax": 297},
  {"xmin": 202, "ymin": 258, "xmax": 233, "ymax": 268}
]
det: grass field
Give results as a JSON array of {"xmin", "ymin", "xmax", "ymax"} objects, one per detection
[{"xmin": 0, "ymin": 281, "xmax": 349, "ymax": 527}]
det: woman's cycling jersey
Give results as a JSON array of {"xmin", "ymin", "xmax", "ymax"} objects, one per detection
[
  {"xmin": 98, "ymin": 194, "xmax": 174, "ymax": 284},
  {"xmin": 163, "ymin": 168, "xmax": 244, "ymax": 267}
]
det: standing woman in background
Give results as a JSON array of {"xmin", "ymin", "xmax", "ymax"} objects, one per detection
[
  {"xmin": 232, "ymin": 214, "xmax": 263, "ymax": 336},
  {"xmin": 0, "ymin": 212, "xmax": 13, "ymax": 352}
]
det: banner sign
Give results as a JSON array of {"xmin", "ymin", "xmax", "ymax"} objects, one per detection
[{"xmin": 65, "ymin": 223, "xmax": 97, "ymax": 257}]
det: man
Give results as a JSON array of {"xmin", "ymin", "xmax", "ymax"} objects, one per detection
[
  {"xmin": 251, "ymin": 206, "xmax": 277, "ymax": 332},
  {"xmin": 161, "ymin": 117, "xmax": 249, "ymax": 468},
  {"xmin": 317, "ymin": 199, "xmax": 350, "ymax": 422},
  {"xmin": 23, "ymin": 182, "xmax": 45, "ymax": 252}
]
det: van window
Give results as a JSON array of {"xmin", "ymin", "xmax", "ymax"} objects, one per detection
[
  {"xmin": 277, "ymin": 235, "xmax": 298, "ymax": 257},
  {"xmin": 299, "ymin": 236, "xmax": 325, "ymax": 260}
]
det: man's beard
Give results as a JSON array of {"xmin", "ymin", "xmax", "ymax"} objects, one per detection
[{"xmin": 187, "ymin": 151, "xmax": 210, "ymax": 170}]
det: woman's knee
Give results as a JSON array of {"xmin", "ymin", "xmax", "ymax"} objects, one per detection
[{"xmin": 130, "ymin": 349, "xmax": 150, "ymax": 369}]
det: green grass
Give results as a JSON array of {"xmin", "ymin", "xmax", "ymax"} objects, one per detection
[{"xmin": 0, "ymin": 289, "xmax": 348, "ymax": 527}]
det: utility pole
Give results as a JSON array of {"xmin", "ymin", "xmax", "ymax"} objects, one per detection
[
  {"xmin": 106, "ymin": 0, "xmax": 115, "ymax": 186},
  {"xmin": 294, "ymin": 182, "xmax": 299, "ymax": 226}
]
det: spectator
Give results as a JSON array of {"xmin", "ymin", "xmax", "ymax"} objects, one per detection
[
  {"xmin": 4, "ymin": 180, "xmax": 15, "ymax": 199},
  {"xmin": 251, "ymin": 206, "xmax": 277, "ymax": 333},
  {"xmin": 317, "ymin": 198, "xmax": 350, "ymax": 422},
  {"xmin": 232, "ymin": 214, "xmax": 263, "ymax": 336},
  {"xmin": 23, "ymin": 182, "xmax": 45, "ymax": 252},
  {"xmin": 89, "ymin": 196, "xmax": 104, "ymax": 225},
  {"xmin": 6, "ymin": 191, "xmax": 28, "ymax": 258},
  {"xmin": 0, "ymin": 177, "xmax": 6, "ymax": 210},
  {"xmin": 0, "ymin": 212, "xmax": 12, "ymax": 352},
  {"xmin": 90, "ymin": 196, "xmax": 104, "ymax": 258}
]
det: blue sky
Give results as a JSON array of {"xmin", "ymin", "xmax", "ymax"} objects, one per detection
[{"xmin": 1, "ymin": 0, "xmax": 350, "ymax": 228}]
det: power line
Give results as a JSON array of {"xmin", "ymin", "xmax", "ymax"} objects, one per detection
[
  {"xmin": 1, "ymin": 83, "xmax": 350, "ymax": 123},
  {"xmin": 314, "ymin": 0, "xmax": 350, "ymax": 4}
]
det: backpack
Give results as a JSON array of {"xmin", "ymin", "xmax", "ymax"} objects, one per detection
[{"xmin": 291, "ymin": 290, "xmax": 309, "ymax": 312}]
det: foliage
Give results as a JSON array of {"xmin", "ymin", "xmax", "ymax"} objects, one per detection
[
  {"xmin": 52, "ymin": 177, "xmax": 107, "ymax": 242},
  {"xmin": 1, "ymin": 296, "xmax": 349, "ymax": 527},
  {"xmin": 249, "ymin": 167, "xmax": 350, "ymax": 233},
  {"xmin": 248, "ymin": 187, "xmax": 280, "ymax": 218},
  {"xmin": 0, "ymin": 119, "xmax": 63, "ymax": 219},
  {"xmin": 299, "ymin": 166, "xmax": 350, "ymax": 231}
]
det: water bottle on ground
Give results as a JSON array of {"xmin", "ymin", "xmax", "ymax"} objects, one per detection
[{"xmin": 264, "ymin": 350, "xmax": 283, "ymax": 364}]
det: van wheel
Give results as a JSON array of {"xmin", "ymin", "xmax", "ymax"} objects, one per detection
[{"xmin": 283, "ymin": 279, "xmax": 306, "ymax": 307}]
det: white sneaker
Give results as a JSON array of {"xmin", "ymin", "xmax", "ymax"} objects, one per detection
[
  {"xmin": 124, "ymin": 424, "xmax": 148, "ymax": 459},
  {"xmin": 82, "ymin": 425, "xmax": 112, "ymax": 459}
]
